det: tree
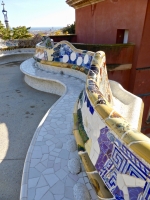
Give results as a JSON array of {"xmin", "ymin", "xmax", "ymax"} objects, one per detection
[
  {"xmin": 0, "ymin": 20, "xmax": 5, "ymax": 38},
  {"xmin": 11, "ymin": 26, "xmax": 32, "ymax": 39},
  {"xmin": 0, "ymin": 22, "xmax": 33, "ymax": 40},
  {"xmin": 62, "ymin": 22, "xmax": 75, "ymax": 34}
]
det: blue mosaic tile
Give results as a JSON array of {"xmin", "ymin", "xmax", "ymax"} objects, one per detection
[
  {"xmin": 93, "ymin": 125, "xmax": 150, "ymax": 199},
  {"xmin": 113, "ymin": 186, "xmax": 124, "ymax": 200},
  {"xmin": 128, "ymin": 187, "xmax": 143, "ymax": 200},
  {"xmin": 89, "ymin": 105, "xmax": 94, "ymax": 115},
  {"xmin": 143, "ymin": 182, "xmax": 150, "ymax": 200},
  {"xmin": 52, "ymin": 44, "xmax": 93, "ymax": 68}
]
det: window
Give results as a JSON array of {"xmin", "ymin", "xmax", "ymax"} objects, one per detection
[{"xmin": 116, "ymin": 29, "xmax": 129, "ymax": 44}]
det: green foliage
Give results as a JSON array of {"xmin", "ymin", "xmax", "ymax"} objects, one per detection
[
  {"xmin": 77, "ymin": 108, "xmax": 89, "ymax": 143},
  {"xmin": 62, "ymin": 22, "xmax": 75, "ymax": 34},
  {"xmin": 11, "ymin": 26, "xmax": 32, "ymax": 39},
  {"xmin": 0, "ymin": 21, "xmax": 33, "ymax": 40},
  {"xmin": 0, "ymin": 20, "xmax": 5, "ymax": 38}
]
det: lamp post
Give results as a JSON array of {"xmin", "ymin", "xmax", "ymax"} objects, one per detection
[{"xmin": 1, "ymin": 1, "xmax": 9, "ymax": 29}]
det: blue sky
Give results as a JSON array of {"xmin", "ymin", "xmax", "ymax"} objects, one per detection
[{"xmin": 0, "ymin": 0, "xmax": 75, "ymax": 28}]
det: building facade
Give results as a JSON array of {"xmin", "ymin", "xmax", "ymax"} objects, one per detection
[{"xmin": 66, "ymin": 0, "xmax": 150, "ymax": 135}]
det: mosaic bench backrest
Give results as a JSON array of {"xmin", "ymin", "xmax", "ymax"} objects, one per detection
[
  {"xmin": 78, "ymin": 51, "xmax": 150, "ymax": 199},
  {"xmin": 34, "ymin": 40, "xmax": 113, "ymax": 105},
  {"xmin": 34, "ymin": 40, "xmax": 93, "ymax": 69}
]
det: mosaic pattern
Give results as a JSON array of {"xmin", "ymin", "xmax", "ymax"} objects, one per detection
[
  {"xmin": 34, "ymin": 41, "xmax": 113, "ymax": 105},
  {"xmin": 84, "ymin": 91, "xmax": 95, "ymax": 115},
  {"xmin": 95, "ymin": 126, "xmax": 150, "ymax": 199},
  {"xmin": 52, "ymin": 44, "xmax": 93, "ymax": 69},
  {"xmin": 21, "ymin": 40, "xmax": 150, "ymax": 200},
  {"xmin": 34, "ymin": 40, "xmax": 93, "ymax": 69},
  {"xmin": 80, "ymin": 88, "xmax": 149, "ymax": 199},
  {"xmin": 86, "ymin": 52, "xmax": 113, "ymax": 105}
]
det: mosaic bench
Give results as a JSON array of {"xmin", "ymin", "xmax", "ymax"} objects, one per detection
[
  {"xmin": 19, "ymin": 40, "xmax": 150, "ymax": 200},
  {"xmin": 34, "ymin": 39, "xmax": 142, "ymax": 131}
]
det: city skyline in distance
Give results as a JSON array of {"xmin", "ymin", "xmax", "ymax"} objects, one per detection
[{"xmin": 0, "ymin": 0, "xmax": 75, "ymax": 28}]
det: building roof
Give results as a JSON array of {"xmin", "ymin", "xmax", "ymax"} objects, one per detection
[{"xmin": 66, "ymin": 0, "xmax": 104, "ymax": 9}]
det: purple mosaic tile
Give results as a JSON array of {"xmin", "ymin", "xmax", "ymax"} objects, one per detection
[
  {"xmin": 113, "ymin": 186, "xmax": 124, "ymax": 200},
  {"xmin": 94, "ymin": 126, "xmax": 150, "ymax": 199},
  {"xmin": 128, "ymin": 187, "xmax": 143, "ymax": 200}
]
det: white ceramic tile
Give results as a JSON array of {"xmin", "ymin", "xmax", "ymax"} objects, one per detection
[
  {"xmin": 41, "ymin": 154, "xmax": 49, "ymax": 162},
  {"xmin": 135, "ymin": 178, "xmax": 145, "ymax": 188},
  {"xmin": 43, "ymin": 168, "xmax": 54, "ymax": 175},
  {"xmin": 28, "ymin": 177, "xmax": 39, "ymax": 188},
  {"xmin": 54, "ymin": 194, "xmax": 64, "ymax": 200},
  {"xmin": 35, "ymin": 163, "xmax": 46, "ymax": 172},
  {"xmin": 41, "ymin": 145, "xmax": 49, "ymax": 154},
  {"xmin": 35, "ymin": 186, "xmax": 49, "ymax": 200},
  {"xmin": 29, "ymin": 168, "xmax": 41, "ymax": 179},
  {"xmin": 37, "ymin": 175, "xmax": 48, "ymax": 188},
  {"xmin": 64, "ymin": 187, "xmax": 74, "ymax": 199},
  {"xmin": 122, "ymin": 186, "xmax": 128, "ymax": 195},
  {"xmin": 44, "ymin": 174, "xmax": 59, "ymax": 187},
  {"xmin": 46, "ymin": 140, "xmax": 53, "ymax": 146},
  {"xmin": 122, "ymin": 174, "xmax": 136, "ymax": 187},
  {"xmin": 50, "ymin": 181, "xmax": 65, "ymax": 195},
  {"xmin": 37, "ymin": 136, "xmax": 43, "ymax": 142},
  {"xmin": 117, "ymin": 174, "xmax": 125, "ymax": 190},
  {"xmin": 41, "ymin": 191, "xmax": 55, "ymax": 200},
  {"xmin": 32, "ymin": 150, "xmax": 42, "ymax": 159},
  {"xmin": 55, "ymin": 169, "xmax": 68, "ymax": 180}
]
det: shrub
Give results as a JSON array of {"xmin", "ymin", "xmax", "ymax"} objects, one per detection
[{"xmin": 62, "ymin": 22, "xmax": 75, "ymax": 34}]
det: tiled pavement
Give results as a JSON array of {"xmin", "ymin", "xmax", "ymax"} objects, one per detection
[{"xmin": 20, "ymin": 58, "xmax": 98, "ymax": 200}]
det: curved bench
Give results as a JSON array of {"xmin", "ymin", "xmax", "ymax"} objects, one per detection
[
  {"xmin": 0, "ymin": 48, "xmax": 35, "ymax": 65},
  {"xmin": 19, "ymin": 40, "xmax": 150, "ymax": 200},
  {"xmin": 20, "ymin": 58, "xmax": 98, "ymax": 200}
]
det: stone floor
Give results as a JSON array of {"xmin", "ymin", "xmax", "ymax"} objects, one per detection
[
  {"xmin": 0, "ymin": 61, "xmax": 59, "ymax": 200},
  {"xmin": 20, "ymin": 58, "xmax": 99, "ymax": 200}
]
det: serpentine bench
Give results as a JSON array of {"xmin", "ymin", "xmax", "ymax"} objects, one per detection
[{"xmin": 20, "ymin": 40, "xmax": 150, "ymax": 200}]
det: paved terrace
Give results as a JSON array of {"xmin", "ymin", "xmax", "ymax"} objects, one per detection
[
  {"xmin": 0, "ymin": 61, "xmax": 59, "ymax": 199},
  {"xmin": 20, "ymin": 58, "xmax": 99, "ymax": 200}
]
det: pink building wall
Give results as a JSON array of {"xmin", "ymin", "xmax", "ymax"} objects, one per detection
[{"xmin": 75, "ymin": 0, "xmax": 150, "ymax": 134}]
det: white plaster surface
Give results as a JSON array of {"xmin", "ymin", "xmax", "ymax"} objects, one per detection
[
  {"xmin": 110, "ymin": 80, "xmax": 143, "ymax": 131},
  {"xmin": 37, "ymin": 62, "xmax": 87, "ymax": 82},
  {"xmin": 20, "ymin": 58, "xmax": 98, "ymax": 200}
]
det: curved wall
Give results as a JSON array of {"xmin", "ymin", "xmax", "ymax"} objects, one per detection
[{"xmin": 0, "ymin": 48, "xmax": 35, "ymax": 64}]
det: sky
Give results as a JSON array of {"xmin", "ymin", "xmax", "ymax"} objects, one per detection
[{"xmin": 0, "ymin": 0, "xmax": 75, "ymax": 28}]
